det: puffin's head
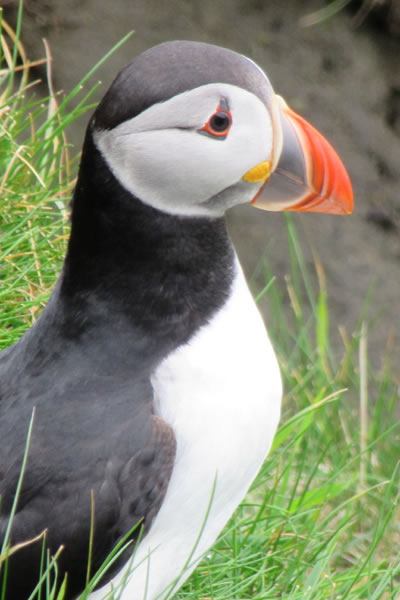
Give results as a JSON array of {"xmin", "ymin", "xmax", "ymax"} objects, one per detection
[{"xmin": 91, "ymin": 41, "xmax": 353, "ymax": 218}]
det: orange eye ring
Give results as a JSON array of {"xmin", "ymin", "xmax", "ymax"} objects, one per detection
[{"xmin": 200, "ymin": 107, "xmax": 232, "ymax": 139}]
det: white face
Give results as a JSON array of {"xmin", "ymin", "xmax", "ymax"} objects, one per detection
[{"xmin": 93, "ymin": 83, "xmax": 273, "ymax": 218}]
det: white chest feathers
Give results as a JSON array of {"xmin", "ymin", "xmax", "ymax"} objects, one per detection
[{"xmin": 90, "ymin": 262, "xmax": 282, "ymax": 600}]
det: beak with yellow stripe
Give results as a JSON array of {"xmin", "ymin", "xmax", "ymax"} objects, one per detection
[{"xmin": 243, "ymin": 95, "xmax": 353, "ymax": 215}]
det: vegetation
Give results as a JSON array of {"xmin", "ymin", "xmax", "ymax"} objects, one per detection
[{"xmin": 1, "ymin": 8, "xmax": 399, "ymax": 599}]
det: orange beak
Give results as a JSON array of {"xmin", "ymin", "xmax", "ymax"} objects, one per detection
[{"xmin": 251, "ymin": 96, "xmax": 353, "ymax": 215}]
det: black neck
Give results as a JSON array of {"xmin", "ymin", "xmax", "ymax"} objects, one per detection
[{"xmin": 44, "ymin": 132, "xmax": 235, "ymax": 374}]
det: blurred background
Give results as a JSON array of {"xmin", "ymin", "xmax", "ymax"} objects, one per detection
[{"xmin": 3, "ymin": 0, "xmax": 400, "ymax": 369}]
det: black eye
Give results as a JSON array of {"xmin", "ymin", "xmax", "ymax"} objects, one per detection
[
  {"xmin": 200, "ymin": 109, "xmax": 232, "ymax": 138},
  {"xmin": 209, "ymin": 112, "xmax": 231, "ymax": 133}
]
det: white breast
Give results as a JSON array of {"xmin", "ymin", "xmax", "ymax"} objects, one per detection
[{"xmin": 90, "ymin": 259, "xmax": 282, "ymax": 600}]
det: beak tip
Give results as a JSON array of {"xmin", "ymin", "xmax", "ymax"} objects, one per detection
[{"xmin": 335, "ymin": 168, "xmax": 354, "ymax": 215}]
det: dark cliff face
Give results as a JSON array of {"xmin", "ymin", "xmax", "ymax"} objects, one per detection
[{"xmin": 3, "ymin": 0, "xmax": 400, "ymax": 364}]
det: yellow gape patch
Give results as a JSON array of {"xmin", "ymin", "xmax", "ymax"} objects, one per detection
[{"xmin": 242, "ymin": 161, "xmax": 271, "ymax": 183}]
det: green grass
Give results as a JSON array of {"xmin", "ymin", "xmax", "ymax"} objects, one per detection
[{"xmin": 1, "ymin": 8, "xmax": 400, "ymax": 599}]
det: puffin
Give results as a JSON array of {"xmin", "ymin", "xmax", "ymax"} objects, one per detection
[{"xmin": 0, "ymin": 41, "xmax": 353, "ymax": 600}]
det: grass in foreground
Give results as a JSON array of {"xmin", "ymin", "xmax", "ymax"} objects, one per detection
[{"xmin": 1, "ymin": 10, "xmax": 400, "ymax": 600}]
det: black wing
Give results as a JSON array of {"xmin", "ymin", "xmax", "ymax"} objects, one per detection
[{"xmin": 0, "ymin": 340, "xmax": 176, "ymax": 600}]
